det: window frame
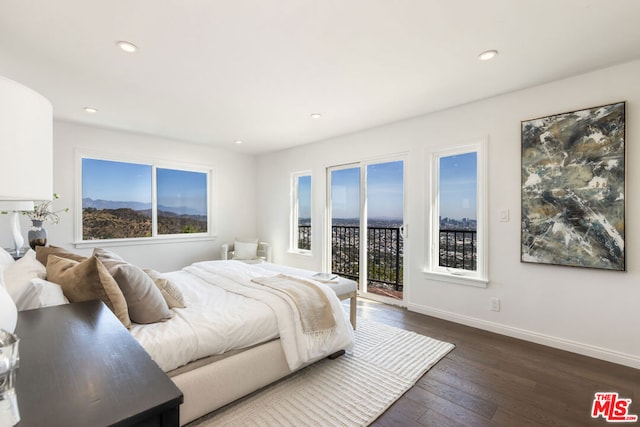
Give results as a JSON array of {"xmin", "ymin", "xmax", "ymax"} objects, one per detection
[
  {"xmin": 75, "ymin": 151, "xmax": 215, "ymax": 247},
  {"xmin": 289, "ymin": 171, "xmax": 312, "ymax": 255},
  {"xmin": 425, "ymin": 139, "xmax": 488, "ymax": 287}
]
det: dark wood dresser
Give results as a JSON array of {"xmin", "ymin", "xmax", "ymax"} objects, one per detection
[{"xmin": 14, "ymin": 300, "xmax": 183, "ymax": 426}]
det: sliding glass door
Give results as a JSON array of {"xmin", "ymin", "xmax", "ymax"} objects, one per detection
[{"xmin": 327, "ymin": 157, "xmax": 405, "ymax": 304}]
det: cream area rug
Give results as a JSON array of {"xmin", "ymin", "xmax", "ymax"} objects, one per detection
[{"xmin": 189, "ymin": 318, "xmax": 455, "ymax": 427}]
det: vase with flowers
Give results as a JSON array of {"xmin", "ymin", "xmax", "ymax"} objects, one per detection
[{"xmin": 24, "ymin": 193, "xmax": 68, "ymax": 250}]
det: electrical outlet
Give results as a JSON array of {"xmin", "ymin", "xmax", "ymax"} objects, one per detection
[{"xmin": 490, "ymin": 297, "xmax": 501, "ymax": 312}]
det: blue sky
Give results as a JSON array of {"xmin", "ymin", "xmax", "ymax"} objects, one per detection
[
  {"xmin": 366, "ymin": 161, "xmax": 404, "ymax": 219},
  {"xmin": 330, "ymin": 167, "xmax": 361, "ymax": 218},
  {"xmin": 439, "ymin": 152, "xmax": 477, "ymax": 220},
  {"xmin": 83, "ymin": 159, "xmax": 207, "ymax": 214},
  {"xmin": 329, "ymin": 161, "xmax": 404, "ymax": 220},
  {"xmin": 157, "ymin": 168, "xmax": 208, "ymax": 214},
  {"xmin": 297, "ymin": 175, "xmax": 311, "ymax": 218},
  {"xmin": 83, "ymin": 159, "xmax": 152, "ymax": 203},
  {"xmin": 300, "ymin": 156, "xmax": 476, "ymax": 222},
  {"xmin": 84, "ymin": 155, "xmax": 473, "ymax": 221}
]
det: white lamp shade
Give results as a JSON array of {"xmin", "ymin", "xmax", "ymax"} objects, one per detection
[
  {"xmin": 0, "ymin": 75, "xmax": 53, "ymax": 202},
  {"xmin": 0, "ymin": 201, "xmax": 34, "ymax": 211}
]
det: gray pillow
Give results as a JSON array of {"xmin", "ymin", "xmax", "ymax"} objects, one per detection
[{"xmin": 93, "ymin": 248, "xmax": 172, "ymax": 324}]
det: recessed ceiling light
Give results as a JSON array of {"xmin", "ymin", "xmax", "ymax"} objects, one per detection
[
  {"xmin": 234, "ymin": 140, "xmax": 243, "ymax": 145},
  {"xmin": 478, "ymin": 50, "xmax": 498, "ymax": 61},
  {"xmin": 116, "ymin": 40, "xmax": 138, "ymax": 53},
  {"xmin": 310, "ymin": 113, "xmax": 322, "ymax": 119},
  {"xmin": 84, "ymin": 107, "xmax": 98, "ymax": 114}
]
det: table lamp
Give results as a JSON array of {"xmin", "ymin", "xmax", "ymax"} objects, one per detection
[
  {"xmin": 1, "ymin": 201, "xmax": 34, "ymax": 257},
  {"xmin": 0, "ymin": 75, "xmax": 52, "ymax": 333}
]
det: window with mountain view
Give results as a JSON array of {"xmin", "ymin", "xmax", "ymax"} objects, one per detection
[
  {"xmin": 81, "ymin": 157, "xmax": 209, "ymax": 241},
  {"xmin": 157, "ymin": 168, "xmax": 208, "ymax": 235}
]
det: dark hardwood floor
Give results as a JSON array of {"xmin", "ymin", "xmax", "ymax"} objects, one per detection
[{"xmin": 353, "ymin": 298, "xmax": 640, "ymax": 427}]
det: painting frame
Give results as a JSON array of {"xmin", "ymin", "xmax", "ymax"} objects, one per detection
[{"xmin": 520, "ymin": 101, "xmax": 626, "ymax": 271}]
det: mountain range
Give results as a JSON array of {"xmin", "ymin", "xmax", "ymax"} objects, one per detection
[{"xmin": 82, "ymin": 198, "xmax": 205, "ymax": 216}]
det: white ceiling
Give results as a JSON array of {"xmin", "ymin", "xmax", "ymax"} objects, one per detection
[{"xmin": 1, "ymin": 0, "xmax": 640, "ymax": 154}]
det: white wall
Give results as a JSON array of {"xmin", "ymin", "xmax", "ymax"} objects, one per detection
[
  {"xmin": 0, "ymin": 121, "xmax": 257, "ymax": 271},
  {"xmin": 256, "ymin": 59, "xmax": 640, "ymax": 368}
]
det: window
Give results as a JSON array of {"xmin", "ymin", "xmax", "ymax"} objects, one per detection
[
  {"xmin": 291, "ymin": 172, "xmax": 311, "ymax": 252},
  {"xmin": 156, "ymin": 168, "xmax": 208, "ymax": 235},
  {"xmin": 427, "ymin": 140, "xmax": 487, "ymax": 286},
  {"xmin": 79, "ymin": 156, "xmax": 211, "ymax": 243}
]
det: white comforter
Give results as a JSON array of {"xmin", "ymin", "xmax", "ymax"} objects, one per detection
[{"xmin": 130, "ymin": 260, "xmax": 354, "ymax": 372}]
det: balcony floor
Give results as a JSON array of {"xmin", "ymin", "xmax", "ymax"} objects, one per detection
[{"xmin": 367, "ymin": 283, "xmax": 403, "ymax": 300}]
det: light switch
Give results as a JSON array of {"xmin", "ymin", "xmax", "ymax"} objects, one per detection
[{"xmin": 499, "ymin": 209, "xmax": 509, "ymax": 222}]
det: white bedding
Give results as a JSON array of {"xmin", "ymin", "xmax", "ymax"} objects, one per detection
[{"xmin": 131, "ymin": 260, "xmax": 353, "ymax": 372}]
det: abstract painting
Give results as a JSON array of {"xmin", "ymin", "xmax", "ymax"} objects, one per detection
[{"xmin": 521, "ymin": 102, "xmax": 625, "ymax": 270}]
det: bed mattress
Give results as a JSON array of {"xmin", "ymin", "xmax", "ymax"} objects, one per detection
[
  {"xmin": 130, "ymin": 266, "xmax": 279, "ymax": 372},
  {"xmin": 130, "ymin": 260, "xmax": 353, "ymax": 373}
]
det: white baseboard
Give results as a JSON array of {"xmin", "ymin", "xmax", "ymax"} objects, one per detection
[{"xmin": 407, "ymin": 302, "xmax": 640, "ymax": 370}]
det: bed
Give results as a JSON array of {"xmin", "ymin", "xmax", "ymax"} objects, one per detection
[
  {"xmin": 136, "ymin": 260, "xmax": 356, "ymax": 425},
  {"xmin": 3, "ymin": 247, "xmax": 357, "ymax": 425}
]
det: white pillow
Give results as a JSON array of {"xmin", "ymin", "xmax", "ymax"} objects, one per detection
[
  {"xmin": 14, "ymin": 278, "xmax": 69, "ymax": 311},
  {"xmin": 2, "ymin": 250, "xmax": 46, "ymax": 302},
  {"xmin": 233, "ymin": 241, "xmax": 259, "ymax": 260},
  {"xmin": 0, "ymin": 271, "xmax": 18, "ymax": 332},
  {"xmin": 235, "ymin": 236, "xmax": 259, "ymax": 244},
  {"xmin": 0, "ymin": 247, "xmax": 15, "ymax": 271}
]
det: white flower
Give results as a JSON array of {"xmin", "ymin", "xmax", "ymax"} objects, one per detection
[{"xmin": 25, "ymin": 193, "xmax": 69, "ymax": 224}]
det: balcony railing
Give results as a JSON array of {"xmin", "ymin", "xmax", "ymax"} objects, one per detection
[
  {"xmin": 365, "ymin": 226, "xmax": 403, "ymax": 291},
  {"xmin": 439, "ymin": 229, "xmax": 477, "ymax": 270},
  {"xmin": 327, "ymin": 225, "xmax": 404, "ymax": 292},
  {"xmin": 298, "ymin": 226, "xmax": 475, "ymax": 290},
  {"xmin": 298, "ymin": 225, "xmax": 311, "ymax": 250},
  {"xmin": 331, "ymin": 225, "xmax": 361, "ymax": 283}
]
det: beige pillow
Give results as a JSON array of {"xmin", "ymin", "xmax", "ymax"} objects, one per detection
[
  {"xmin": 46, "ymin": 255, "xmax": 131, "ymax": 328},
  {"xmin": 144, "ymin": 269, "xmax": 186, "ymax": 309},
  {"xmin": 93, "ymin": 248, "xmax": 172, "ymax": 324},
  {"xmin": 36, "ymin": 245, "xmax": 87, "ymax": 267}
]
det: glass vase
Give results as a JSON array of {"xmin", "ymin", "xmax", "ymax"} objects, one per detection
[
  {"xmin": 28, "ymin": 220, "xmax": 47, "ymax": 250},
  {"xmin": 0, "ymin": 329, "xmax": 20, "ymax": 426}
]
